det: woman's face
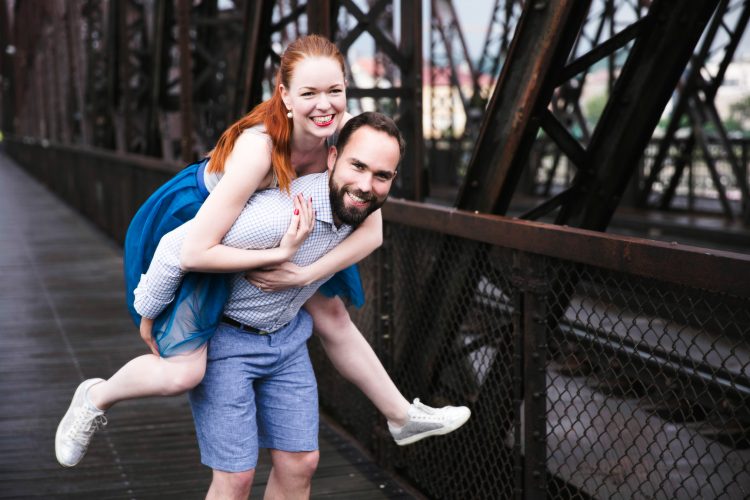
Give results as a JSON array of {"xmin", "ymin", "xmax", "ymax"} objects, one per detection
[{"xmin": 281, "ymin": 56, "xmax": 347, "ymax": 140}]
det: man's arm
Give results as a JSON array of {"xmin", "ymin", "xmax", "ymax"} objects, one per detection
[{"xmin": 133, "ymin": 224, "xmax": 190, "ymax": 319}]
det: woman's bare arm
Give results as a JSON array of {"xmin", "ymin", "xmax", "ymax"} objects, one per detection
[{"xmin": 179, "ymin": 132, "xmax": 307, "ymax": 272}]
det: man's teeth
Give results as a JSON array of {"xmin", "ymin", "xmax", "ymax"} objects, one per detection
[
  {"xmin": 347, "ymin": 192, "xmax": 366, "ymax": 203},
  {"xmin": 312, "ymin": 115, "xmax": 333, "ymax": 124}
]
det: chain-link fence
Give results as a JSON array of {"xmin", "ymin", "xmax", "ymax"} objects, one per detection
[{"xmin": 312, "ymin": 201, "xmax": 750, "ymax": 499}]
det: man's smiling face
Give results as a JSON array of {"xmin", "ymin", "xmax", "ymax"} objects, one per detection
[{"xmin": 327, "ymin": 125, "xmax": 400, "ymax": 227}]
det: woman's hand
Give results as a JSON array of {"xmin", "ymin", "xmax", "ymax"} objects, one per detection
[
  {"xmin": 139, "ymin": 317, "xmax": 160, "ymax": 356},
  {"xmin": 278, "ymin": 194, "xmax": 314, "ymax": 259},
  {"xmin": 246, "ymin": 261, "xmax": 311, "ymax": 292}
]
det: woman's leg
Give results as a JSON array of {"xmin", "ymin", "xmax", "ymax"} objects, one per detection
[
  {"xmin": 55, "ymin": 346, "xmax": 207, "ymax": 467},
  {"xmin": 88, "ymin": 345, "xmax": 207, "ymax": 410},
  {"xmin": 304, "ymin": 293, "xmax": 410, "ymax": 426}
]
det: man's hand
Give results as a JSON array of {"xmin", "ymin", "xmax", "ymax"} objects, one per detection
[
  {"xmin": 139, "ymin": 317, "xmax": 160, "ymax": 356},
  {"xmin": 278, "ymin": 194, "xmax": 314, "ymax": 259},
  {"xmin": 246, "ymin": 261, "xmax": 311, "ymax": 292}
]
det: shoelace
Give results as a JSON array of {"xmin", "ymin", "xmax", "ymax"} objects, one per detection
[
  {"xmin": 66, "ymin": 407, "xmax": 107, "ymax": 446},
  {"xmin": 411, "ymin": 399, "xmax": 448, "ymax": 421},
  {"xmin": 413, "ymin": 399, "xmax": 435, "ymax": 414}
]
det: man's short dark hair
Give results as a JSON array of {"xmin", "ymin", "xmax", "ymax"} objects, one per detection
[{"xmin": 336, "ymin": 112, "xmax": 406, "ymax": 163}]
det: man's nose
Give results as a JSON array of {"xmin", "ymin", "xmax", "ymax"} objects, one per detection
[{"xmin": 355, "ymin": 172, "xmax": 373, "ymax": 193}]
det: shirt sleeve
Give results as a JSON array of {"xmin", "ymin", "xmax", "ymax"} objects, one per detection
[{"xmin": 133, "ymin": 224, "xmax": 189, "ymax": 319}]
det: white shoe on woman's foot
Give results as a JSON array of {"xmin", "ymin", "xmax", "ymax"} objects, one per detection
[
  {"xmin": 388, "ymin": 399, "xmax": 471, "ymax": 446},
  {"xmin": 55, "ymin": 378, "xmax": 107, "ymax": 467}
]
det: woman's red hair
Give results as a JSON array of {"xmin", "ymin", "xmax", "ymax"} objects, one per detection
[{"xmin": 207, "ymin": 34, "xmax": 346, "ymax": 192}]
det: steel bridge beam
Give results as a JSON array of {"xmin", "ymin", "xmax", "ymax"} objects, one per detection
[
  {"xmin": 456, "ymin": 0, "xmax": 591, "ymax": 214},
  {"xmin": 562, "ymin": 0, "xmax": 720, "ymax": 230}
]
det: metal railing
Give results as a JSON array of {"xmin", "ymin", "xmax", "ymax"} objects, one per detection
[{"xmin": 319, "ymin": 201, "xmax": 750, "ymax": 499}]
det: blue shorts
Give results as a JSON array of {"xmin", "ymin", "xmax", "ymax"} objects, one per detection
[{"xmin": 188, "ymin": 310, "xmax": 318, "ymax": 472}]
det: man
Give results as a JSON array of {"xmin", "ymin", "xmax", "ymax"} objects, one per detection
[{"xmin": 134, "ymin": 113, "xmax": 469, "ymax": 498}]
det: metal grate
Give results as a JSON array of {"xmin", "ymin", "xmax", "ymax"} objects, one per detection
[{"xmin": 313, "ymin": 218, "xmax": 750, "ymax": 499}]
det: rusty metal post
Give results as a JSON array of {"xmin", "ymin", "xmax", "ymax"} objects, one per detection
[
  {"xmin": 65, "ymin": 0, "xmax": 91, "ymax": 145},
  {"xmin": 177, "ymin": 0, "xmax": 194, "ymax": 163},
  {"xmin": 38, "ymin": 48, "xmax": 51, "ymax": 139},
  {"xmin": 0, "ymin": 0, "xmax": 14, "ymax": 134},
  {"xmin": 517, "ymin": 252, "xmax": 549, "ymax": 499},
  {"xmin": 307, "ymin": 0, "xmax": 333, "ymax": 38},
  {"xmin": 115, "ymin": 0, "xmax": 131, "ymax": 152},
  {"xmin": 55, "ymin": 4, "xmax": 73, "ymax": 144},
  {"xmin": 237, "ymin": 0, "xmax": 274, "ymax": 116},
  {"xmin": 145, "ymin": 0, "xmax": 168, "ymax": 156},
  {"xmin": 511, "ymin": 261, "xmax": 525, "ymax": 500},
  {"xmin": 399, "ymin": 0, "xmax": 424, "ymax": 201}
]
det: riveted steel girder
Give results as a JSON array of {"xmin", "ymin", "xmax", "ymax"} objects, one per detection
[{"xmin": 457, "ymin": 0, "xmax": 592, "ymax": 214}]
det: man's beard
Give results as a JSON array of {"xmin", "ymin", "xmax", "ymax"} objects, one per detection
[{"xmin": 329, "ymin": 176, "xmax": 386, "ymax": 227}]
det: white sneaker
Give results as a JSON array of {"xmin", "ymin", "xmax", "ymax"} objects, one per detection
[
  {"xmin": 388, "ymin": 399, "xmax": 471, "ymax": 446},
  {"xmin": 55, "ymin": 378, "xmax": 107, "ymax": 467}
]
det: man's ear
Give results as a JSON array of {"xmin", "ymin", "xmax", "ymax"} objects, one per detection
[{"xmin": 327, "ymin": 146, "xmax": 338, "ymax": 172}]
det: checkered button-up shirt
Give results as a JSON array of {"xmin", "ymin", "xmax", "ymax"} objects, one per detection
[{"xmin": 133, "ymin": 172, "xmax": 353, "ymax": 332}]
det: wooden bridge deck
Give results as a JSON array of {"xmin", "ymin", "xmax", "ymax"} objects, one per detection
[{"xmin": 0, "ymin": 150, "xmax": 415, "ymax": 499}]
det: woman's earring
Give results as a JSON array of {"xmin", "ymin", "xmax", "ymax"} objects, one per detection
[{"xmin": 287, "ymin": 109, "xmax": 293, "ymax": 119}]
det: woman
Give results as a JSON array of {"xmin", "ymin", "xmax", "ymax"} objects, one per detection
[{"xmin": 55, "ymin": 35, "xmax": 470, "ymax": 468}]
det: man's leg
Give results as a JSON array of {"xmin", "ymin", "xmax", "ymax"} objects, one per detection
[
  {"xmin": 208, "ymin": 469, "xmax": 256, "ymax": 500},
  {"xmin": 190, "ymin": 324, "xmax": 274, "ymax": 494},
  {"xmin": 264, "ymin": 450, "xmax": 319, "ymax": 500},
  {"xmin": 255, "ymin": 311, "xmax": 320, "ymax": 498}
]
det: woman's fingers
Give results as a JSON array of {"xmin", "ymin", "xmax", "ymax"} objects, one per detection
[
  {"xmin": 139, "ymin": 318, "xmax": 160, "ymax": 356},
  {"xmin": 299, "ymin": 196, "xmax": 314, "ymax": 236},
  {"xmin": 286, "ymin": 194, "xmax": 302, "ymax": 236},
  {"xmin": 306, "ymin": 196, "xmax": 314, "ymax": 230}
]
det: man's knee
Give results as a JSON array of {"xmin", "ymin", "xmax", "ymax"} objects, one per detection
[
  {"xmin": 296, "ymin": 450, "xmax": 320, "ymax": 477},
  {"xmin": 273, "ymin": 450, "xmax": 320, "ymax": 479}
]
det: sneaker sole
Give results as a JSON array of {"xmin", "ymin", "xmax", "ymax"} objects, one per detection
[
  {"xmin": 394, "ymin": 409, "xmax": 472, "ymax": 446},
  {"xmin": 55, "ymin": 379, "xmax": 102, "ymax": 467}
]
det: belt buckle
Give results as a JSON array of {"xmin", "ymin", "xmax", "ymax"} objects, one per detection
[{"xmin": 242, "ymin": 324, "xmax": 270, "ymax": 335}]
